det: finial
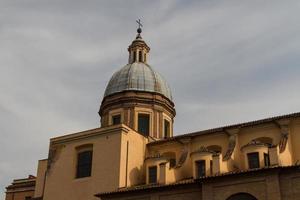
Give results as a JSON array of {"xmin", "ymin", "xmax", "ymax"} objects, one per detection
[{"xmin": 136, "ymin": 19, "xmax": 143, "ymax": 34}]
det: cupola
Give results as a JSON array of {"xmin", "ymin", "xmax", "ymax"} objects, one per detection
[{"xmin": 99, "ymin": 22, "xmax": 175, "ymax": 139}]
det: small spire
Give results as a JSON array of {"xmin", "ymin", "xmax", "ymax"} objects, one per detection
[
  {"xmin": 128, "ymin": 19, "xmax": 150, "ymax": 64},
  {"xmin": 136, "ymin": 19, "xmax": 143, "ymax": 39}
]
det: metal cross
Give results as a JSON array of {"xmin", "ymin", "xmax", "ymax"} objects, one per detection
[{"xmin": 136, "ymin": 19, "xmax": 143, "ymax": 29}]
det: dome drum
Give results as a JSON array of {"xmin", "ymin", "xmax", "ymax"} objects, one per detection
[{"xmin": 100, "ymin": 30, "xmax": 175, "ymax": 139}]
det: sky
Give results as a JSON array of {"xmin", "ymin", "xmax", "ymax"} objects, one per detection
[{"xmin": 1, "ymin": 0, "xmax": 300, "ymax": 198}]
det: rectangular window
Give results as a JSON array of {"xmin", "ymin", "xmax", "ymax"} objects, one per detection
[
  {"xmin": 76, "ymin": 150, "xmax": 93, "ymax": 178},
  {"xmin": 148, "ymin": 166, "xmax": 157, "ymax": 184},
  {"xmin": 112, "ymin": 114, "xmax": 121, "ymax": 125},
  {"xmin": 25, "ymin": 197, "xmax": 32, "ymax": 200},
  {"xmin": 164, "ymin": 119, "xmax": 170, "ymax": 138},
  {"xmin": 196, "ymin": 160, "xmax": 206, "ymax": 178},
  {"xmin": 139, "ymin": 51, "xmax": 143, "ymax": 62},
  {"xmin": 264, "ymin": 153, "xmax": 270, "ymax": 167},
  {"xmin": 133, "ymin": 51, "xmax": 136, "ymax": 62},
  {"xmin": 247, "ymin": 152, "xmax": 260, "ymax": 169},
  {"xmin": 138, "ymin": 113, "xmax": 150, "ymax": 136},
  {"xmin": 210, "ymin": 160, "xmax": 213, "ymax": 175}
]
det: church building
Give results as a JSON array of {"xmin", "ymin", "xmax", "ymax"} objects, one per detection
[{"xmin": 5, "ymin": 25, "xmax": 300, "ymax": 200}]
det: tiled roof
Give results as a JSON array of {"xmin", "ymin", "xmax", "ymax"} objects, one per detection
[
  {"xmin": 149, "ymin": 111, "xmax": 300, "ymax": 145},
  {"xmin": 96, "ymin": 165, "xmax": 300, "ymax": 197}
]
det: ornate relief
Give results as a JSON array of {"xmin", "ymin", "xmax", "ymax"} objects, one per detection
[
  {"xmin": 279, "ymin": 124, "xmax": 289, "ymax": 153},
  {"xmin": 240, "ymin": 139, "xmax": 270, "ymax": 151},
  {"xmin": 223, "ymin": 131, "xmax": 238, "ymax": 161},
  {"xmin": 191, "ymin": 146, "xmax": 220, "ymax": 157},
  {"xmin": 175, "ymin": 146, "xmax": 188, "ymax": 168}
]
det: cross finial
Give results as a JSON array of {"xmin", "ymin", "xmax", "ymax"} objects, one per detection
[{"xmin": 136, "ymin": 19, "xmax": 143, "ymax": 34}]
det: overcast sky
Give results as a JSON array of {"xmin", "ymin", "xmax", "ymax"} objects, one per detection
[{"xmin": 1, "ymin": 0, "xmax": 300, "ymax": 198}]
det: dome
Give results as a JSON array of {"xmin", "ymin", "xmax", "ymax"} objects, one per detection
[{"xmin": 104, "ymin": 62, "xmax": 173, "ymax": 100}]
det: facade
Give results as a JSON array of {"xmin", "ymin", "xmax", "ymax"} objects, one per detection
[
  {"xmin": 5, "ymin": 28, "xmax": 300, "ymax": 200},
  {"xmin": 5, "ymin": 175, "xmax": 36, "ymax": 200}
]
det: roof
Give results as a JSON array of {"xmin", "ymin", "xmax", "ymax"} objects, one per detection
[
  {"xmin": 96, "ymin": 165, "xmax": 300, "ymax": 197},
  {"xmin": 148, "ymin": 111, "xmax": 300, "ymax": 145},
  {"xmin": 6, "ymin": 175, "xmax": 36, "ymax": 191},
  {"xmin": 104, "ymin": 62, "xmax": 173, "ymax": 101}
]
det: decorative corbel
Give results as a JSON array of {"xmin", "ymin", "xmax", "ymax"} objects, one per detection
[
  {"xmin": 276, "ymin": 119, "xmax": 290, "ymax": 153},
  {"xmin": 174, "ymin": 137, "xmax": 191, "ymax": 168},
  {"xmin": 223, "ymin": 128, "xmax": 239, "ymax": 161}
]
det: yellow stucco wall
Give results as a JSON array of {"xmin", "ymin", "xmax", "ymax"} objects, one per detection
[
  {"xmin": 42, "ymin": 125, "xmax": 134, "ymax": 200},
  {"xmin": 5, "ymin": 190, "xmax": 34, "ymax": 200},
  {"xmin": 119, "ymin": 129, "xmax": 148, "ymax": 187},
  {"xmin": 34, "ymin": 159, "xmax": 47, "ymax": 198}
]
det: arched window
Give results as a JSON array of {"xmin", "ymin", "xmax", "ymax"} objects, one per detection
[{"xmin": 226, "ymin": 193, "xmax": 257, "ymax": 200}]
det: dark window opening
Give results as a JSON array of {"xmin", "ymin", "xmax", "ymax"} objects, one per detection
[
  {"xmin": 138, "ymin": 51, "xmax": 143, "ymax": 62},
  {"xmin": 25, "ymin": 197, "xmax": 32, "ymax": 200},
  {"xmin": 144, "ymin": 53, "xmax": 146, "ymax": 62},
  {"xmin": 264, "ymin": 153, "xmax": 270, "ymax": 167},
  {"xmin": 210, "ymin": 160, "xmax": 213, "ymax": 175},
  {"xmin": 138, "ymin": 114, "xmax": 150, "ymax": 136},
  {"xmin": 226, "ymin": 193, "xmax": 257, "ymax": 200},
  {"xmin": 164, "ymin": 119, "xmax": 170, "ymax": 138},
  {"xmin": 112, "ymin": 114, "xmax": 121, "ymax": 125},
  {"xmin": 247, "ymin": 152, "xmax": 260, "ymax": 169},
  {"xmin": 76, "ymin": 150, "xmax": 93, "ymax": 178},
  {"xmin": 133, "ymin": 51, "xmax": 136, "ymax": 62},
  {"xmin": 196, "ymin": 160, "xmax": 206, "ymax": 178},
  {"xmin": 148, "ymin": 166, "xmax": 157, "ymax": 183}
]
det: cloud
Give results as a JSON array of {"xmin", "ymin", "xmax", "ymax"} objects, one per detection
[{"xmin": 1, "ymin": 0, "xmax": 300, "ymax": 198}]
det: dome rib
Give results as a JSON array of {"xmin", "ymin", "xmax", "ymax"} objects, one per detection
[{"xmin": 104, "ymin": 63, "xmax": 172, "ymax": 100}]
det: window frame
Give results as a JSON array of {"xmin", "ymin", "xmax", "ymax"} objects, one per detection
[
  {"xmin": 112, "ymin": 114, "xmax": 121, "ymax": 125},
  {"xmin": 138, "ymin": 113, "xmax": 150, "ymax": 136},
  {"xmin": 164, "ymin": 119, "xmax": 170, "ymax": 138},
  {"xmin": 148, "ymin": 165, "xmax": 157, "ymax": 184},
  {"xmin": 75, "ymin": 145, "xmax": 93, "ymax": 179},
  {"xmin": 195, "ymin": 160, "xmax": 206, "ymax": 178},
  {"xmin": 247, "ymin": 152, "xmax": 260, "ymax": 169},
  {"xmin": 138, "ymin": 51, "xmax": 143, "ymax": 62}
]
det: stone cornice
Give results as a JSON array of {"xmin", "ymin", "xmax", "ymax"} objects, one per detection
[
  {"xmin": 50, "ymin": 125, "xmax": 131, "ymax": 145},
  {"xmin": 99, "ymin": 90, "xmax": 175, "ymax": 117}
]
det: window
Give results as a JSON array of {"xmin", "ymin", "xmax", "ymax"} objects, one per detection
[
  {"xmin": 164, "ymin": 119, "xmax": 170, "ymax": 138},
  {"xmin": 264, "ymin": 153, "xmax": 270, "ymax": 167},
  {"xmin": 210, "ymin": 160, "xmax": 213, "ymax": 175},
  {"xmin": 112, "ymin": 114, "xmax": 121, "ymax": 125},
  {"xmin": 133, "ymin": 51, "xmax": 136, "ymax": 62},
  {"xmin": 138, "ymin": 51, "xmax": 142, "ymax": 62},
  {"xmin": 148, "ymin": 166, "xmax": 157, "ymax": 184},
  {"xmin": 196, "ymin": 160, "xmax": 206, "ymax": 178},
  {"xmin": 76, "ymin": 150, "xmax": 93, "ymax": 178},
  {"xmin": 247, "ymin": 152, "xmax": 260, "ymax": 169},
  {"xmin": 25, "ymin": 197, "xmax": 32, "ymax": 200},
  {"xmin": 138, "ymin": 113, "xmax": 150, "ymax": 136}
]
